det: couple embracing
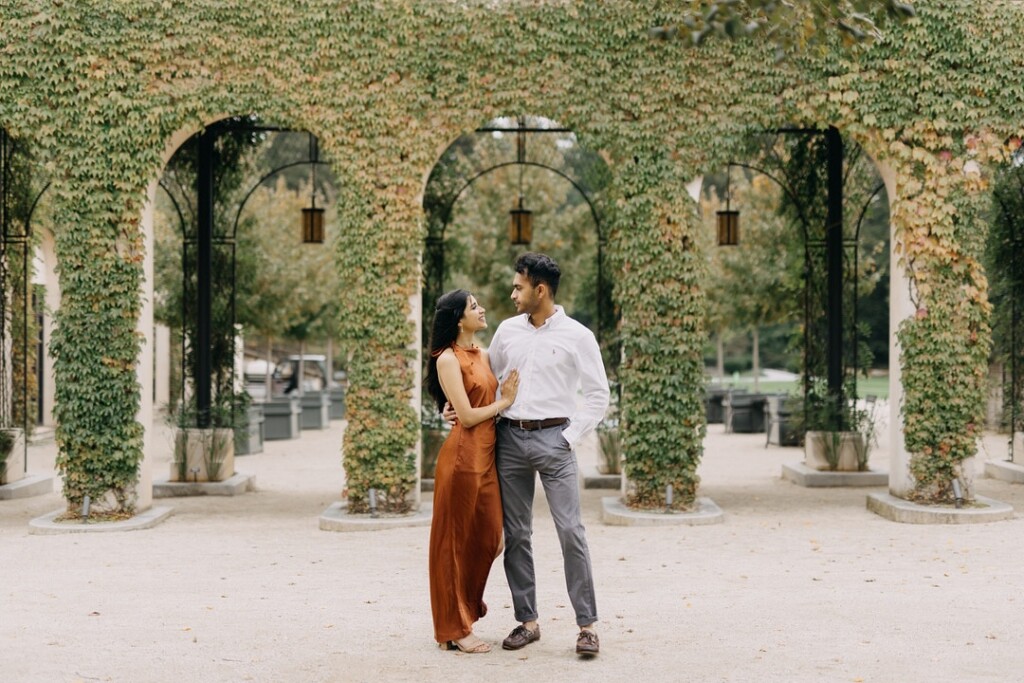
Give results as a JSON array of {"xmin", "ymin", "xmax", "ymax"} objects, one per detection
[{"xmin": 425, "ymin": 252, "xmax": 610, "ymax": 657}]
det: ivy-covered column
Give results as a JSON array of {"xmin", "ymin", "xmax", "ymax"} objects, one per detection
[
  {"xmin": 607, "ymin": 152, "xmax": 707, "ymax": 510},
  {"xmin": 334, "ymin": 155, "xmax": 421, "ymax": 514},
  {"xmin": 886, "ymin": 128, "xmax": 992, "ymax": 503},
  {"xmin": 49, "ymin": 170, "xmax": 146, "ymax": 515}
]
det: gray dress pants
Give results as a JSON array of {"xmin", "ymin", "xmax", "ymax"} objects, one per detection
[{"xmin": 496, "ymin": 420, "xmax": 598, "ymax": 626}]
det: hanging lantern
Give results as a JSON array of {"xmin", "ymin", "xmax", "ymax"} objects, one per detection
[
  {"xmin": 302, "ymin": 133, "xmax": 325, "ymax": 244},
  {"xmin": 717, "ymin": 209, "xmax": 739, "ymax": 246},
  {"xmin": 717, "ymin": 164, "xmax": 740, "ymax": 246},
  {"xmin": 302, "ymin": 203, "xmax": 325, "ymax": 243},
  {"xmin": 509, "ymin": 195, "xmax": 533, "ymax": 246},
  {"xmin": 506, "ymin": 116, "xmax": 533, "ymax": 246}
]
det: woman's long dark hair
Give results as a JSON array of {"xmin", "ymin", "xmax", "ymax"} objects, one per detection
[{"xmin": 425, "ymin": 289, "xmax": 470, "ymax": 412}]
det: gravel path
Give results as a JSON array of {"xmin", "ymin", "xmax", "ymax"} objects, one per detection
[{"xmin": 2, "ymin": 413, "xmax": 1022, "ymax": 682}]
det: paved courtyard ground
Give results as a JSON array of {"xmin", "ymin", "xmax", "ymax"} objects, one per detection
[{"xmin": 2, "ymin": 409, "xmax": 1023, "ymax": 683}]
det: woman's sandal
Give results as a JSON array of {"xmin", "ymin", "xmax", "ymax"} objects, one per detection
[{"xmin": 442, "ymin": 635, "xmax": 492, "ymax": 654}]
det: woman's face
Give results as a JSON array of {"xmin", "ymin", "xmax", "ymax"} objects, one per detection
[{"xmin": 460, "ymin": 294, "xmax": 487, "ymax": 334}]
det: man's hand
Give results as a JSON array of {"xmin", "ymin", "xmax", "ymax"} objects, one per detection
[{"xmin": 442, "ymin": 401, "xmax": 458, "ymax": 426}]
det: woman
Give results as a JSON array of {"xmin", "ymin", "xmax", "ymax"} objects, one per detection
[{"xmin": 426, "ymin": 289, "xmax": 519, "ymax": 654}]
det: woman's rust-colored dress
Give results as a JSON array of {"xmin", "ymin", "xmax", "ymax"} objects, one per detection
[{"xmin": 429, "ymin": 344, "xmax": 503, "ymax": 643}]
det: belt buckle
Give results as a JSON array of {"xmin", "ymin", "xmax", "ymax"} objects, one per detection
[{"xmin": 517, "ymin": 419, "xmax": 529, "ymax": 430}]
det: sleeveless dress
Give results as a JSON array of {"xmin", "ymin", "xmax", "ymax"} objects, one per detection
[{"xmin": 428, "ymin": 344, "xmax": 503, "ymax": 643}]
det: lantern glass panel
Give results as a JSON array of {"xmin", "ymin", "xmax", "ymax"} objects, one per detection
[
  {"xmin": 302, "ymin": 206, "xmax": 325, "ymax": 244},
  {"xmin": 508, "ymin": 208, "xmax": 532, "ymax": 245},
  {"xmin": 717, "ymin": 210, "xmax": 739, "ymax": 246}
]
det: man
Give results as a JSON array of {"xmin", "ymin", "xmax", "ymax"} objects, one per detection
[{"xmin": 487, "ymin": 252, "xmax": 610, "ymax": 658}]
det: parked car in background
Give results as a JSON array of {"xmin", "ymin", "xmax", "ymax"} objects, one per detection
[{"xmin": 244, "ymin": 354, "xmax": 345, "ymax": 400}]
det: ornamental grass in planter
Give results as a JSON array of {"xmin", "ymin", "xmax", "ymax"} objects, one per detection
[
  {"xmin": 0, "ymin": 428, "xmax": 14, "ymax": 484},
  {"xmin": 596, "ymin": 411, "xmax": 622, "ymax": 476},
  {"xmin": 799, "ymin": 383, "xmax": 880, "ymax": 472},
  {"xmin": 168, "ymin": 397, "xmax": 243, "ymax": 482}
]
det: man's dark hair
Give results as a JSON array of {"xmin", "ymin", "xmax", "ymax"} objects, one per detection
[{"xmin": 514, "ymin": 252, "xmax": 561, "ymax": 297}]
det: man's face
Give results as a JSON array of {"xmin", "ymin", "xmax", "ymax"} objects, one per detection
[{"xmin": 511, "ymin": 272, "xmax": 538, "ymax": 315}]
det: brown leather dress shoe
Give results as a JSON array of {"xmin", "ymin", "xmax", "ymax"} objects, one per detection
[
  {"xmin": 576, "ymin": 629, "xmax": 599, "ymax": 657},
  {"xmin": 502, "ymin": 624, "xmax": 541, "ymax": 650}
]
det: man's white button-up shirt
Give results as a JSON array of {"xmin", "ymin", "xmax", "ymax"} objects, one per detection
[{"xmin": 488, "ymin": 306, "xmax": 610, "ymax": 450}]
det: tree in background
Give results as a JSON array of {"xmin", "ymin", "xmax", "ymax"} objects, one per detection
[
  {"xmin": 704, "ymin": 172, "xmax": 798, "ymax": 389},
  {"xmin": 239, "ymin": 175, "xmax": 340, "ymax": 393},
  {"xmin": 701, "ymin": 132, "xmax": 889, "ymax": 389}
]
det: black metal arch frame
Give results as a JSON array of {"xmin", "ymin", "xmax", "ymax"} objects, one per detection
[
  {"xmin": 724, "ymin": 126, "xmax": 887, "ymax": 428},
  {"xmin": 0, "ymin": 128, "xmax": 38, "ymax": 472},
  {"xmin": 992, "ymin": 168, "xmax": 1024, "ymax": 462},
  {"xmin": 422, "ymin": 118, "xmax": 608, "ymax": 348},
  {"xmin": 161, "ymin": 121, "xmax": 329, "ymax": 427}
]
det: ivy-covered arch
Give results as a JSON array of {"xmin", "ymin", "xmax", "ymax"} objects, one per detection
[{"xmin": 1, "ymin": 0, "xmax": 1020, "ymax": 515}]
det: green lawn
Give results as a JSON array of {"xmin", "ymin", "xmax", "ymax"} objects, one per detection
[{"xmin": 708, "ymin": 374, "xmax": 890, "ymax": 399}]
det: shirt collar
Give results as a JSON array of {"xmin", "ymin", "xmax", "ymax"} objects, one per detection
[{"xmin": 521, "ymin": 305, "xmax": 564, "ymax": 329}]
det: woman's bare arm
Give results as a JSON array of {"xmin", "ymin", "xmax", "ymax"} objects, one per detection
[{"xmin": 436, "ymin": 350, "xmax": 517, "ymax": 428}]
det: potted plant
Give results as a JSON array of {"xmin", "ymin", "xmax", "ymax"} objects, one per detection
[
  {"xmin": 232, "ymin": 391, "xmax": 264, "ymax": 456},
  {"xmin": 799, "ymin": 380, "xmax": 878, "ymax": 472},
  {"xmin": 0, "ymin": 428, "xmax": 14, "ymax": 484},
  {"xmin": 0, "ymin": 425, "xmax": 26, "ymax": 486},
  {"xmin": 169, "ymin": 400, "xmax": 235, "ymax": 482}
]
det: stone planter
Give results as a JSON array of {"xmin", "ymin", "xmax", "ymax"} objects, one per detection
[
  {"xmin": 0, "ymin": 428, "xmax": 26, "ymax": 485},
  {"xmin": 170, "ymin": 428, "xmax": 235, "ymax": 482},
  {"xmin": 263, "ymin": 395, "xmax": 301, "ymax": 440},
  {"xmin": 766, "ymin": 395, "xmax": 802, "ymax": 447},
  {"xmin": 234, "ymin": 404, "xmax": 265, "ymax": 456},
  {"xmin": 804, "ymin": 431, "xmax": 866, "ymax": 472},
  {"xmin": 300, "ymin": 391, "xmax": 331, "ymax": 430},
  {"xmin": 328, "ymin": 385, "xmax": 346, "ymax": 420}
]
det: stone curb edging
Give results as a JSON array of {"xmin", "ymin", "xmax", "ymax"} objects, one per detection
[
  {"xmin": 600, "ymin": 496, "xmax": 724, "ymax": 526},
  {"xmin": 866, "ymin": 492, "xmax": 1014, "ymax": 524},
  {"xmin": 984, "ymin": 459, "xmax": 1024, "ymax": 484},
  {"xmin": 152, "ymin": 472, "xmax": 255, "ymax": 498},
  {"xmin": 319, "ymin": 501, "xmax": 433, "ymax": 532},
  {"xmin": 782, "ymin": 462, "xmax": 888, "ymax": 488},
  {"xmin": 583, "ymin": 465, "xmax": 621, "ymax": 490},
  {"xmin": 29, "ymin": 506, "xmax": 174, "ymax": 534},
  {"xmin": 0, "ymin": 474, "xmax": 55, "ymax": 500}
]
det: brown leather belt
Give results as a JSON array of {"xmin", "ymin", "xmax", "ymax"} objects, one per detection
[{"xmin": 500, "ymin": 417, "xmax": 568, "ymax": 431}]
